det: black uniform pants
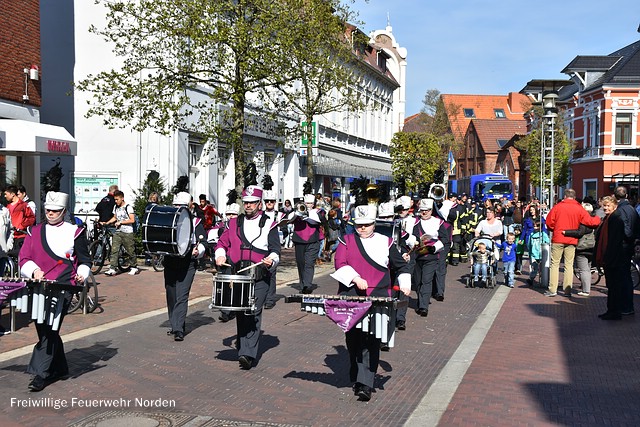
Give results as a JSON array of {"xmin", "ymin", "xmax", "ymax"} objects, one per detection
[
  {"xmin": 236, "ymin": 278, "xmax": 269, "ymax": 359},
  {"xmin": 295, "ymin": 241, "xmax": 320, "ymax": 291},
  {"xmin": 345, "ymin": 328, "xmax": 380, "ymax": 388},
  {"xmin": 27, "ymin": 298, "xmax": 70, "ymax": 378},
  {"xmin": 164, "ymin": 257, "xmax": 196, "ymax": 334}
]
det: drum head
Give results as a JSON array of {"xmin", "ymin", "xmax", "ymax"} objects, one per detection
[{"xmin": 174, "ymin": 207, "xmax": 193, "ymax": 256}]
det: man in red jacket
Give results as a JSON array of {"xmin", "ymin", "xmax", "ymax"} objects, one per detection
[{"xmin": 544, "ymin": 189, "xmax": 601, "ymax": 297}]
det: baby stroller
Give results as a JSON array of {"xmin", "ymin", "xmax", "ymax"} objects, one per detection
[{"xmin": 466, "ymin": 235, "xmax": 499, "ymax": 288}]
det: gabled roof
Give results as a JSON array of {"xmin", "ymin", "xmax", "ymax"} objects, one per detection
[
  {"xmin": 561, "ymin": 56, "xmax": 622, "ymax": 73},
  {"xmin": 441, "ymin": 93, "xmax": 530, "ymax": 140},
  {"xmin": 562, "ymin": 39, "xmax": 640, "ymax": 92},
  {"xmin": 403, "ymin": 112, "xmax": 432, "ymax": 133},
  {"xmin": 468, "ymin": 119, "xmax": 527, "ymax": 154}
]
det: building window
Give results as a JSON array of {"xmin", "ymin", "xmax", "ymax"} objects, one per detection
[
  {"xmin": 497, "ymin": 139, "xmax": 508, "ymax": 148},
  {"xmin": 615, "ymin": 113, "xmax": 632, "ymax": 145},
  {"xmin": 584, "ymin": 180, "xmax": 597, "ymax": 199},
  {"xmin": 464, "ymin": 108, "xmax": 475, "ymax": 118},
  {"xmin": 188, "ymin": 137, "xmax": 204, "ymax": 168},
  {"xmin": 494, "ymin": 109, "xmax": 506, "ymax": 119}
]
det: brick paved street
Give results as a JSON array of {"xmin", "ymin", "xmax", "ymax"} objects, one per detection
[{"xmin": 1, "ymin": 249, "xmax": 639, "ymax": 426}]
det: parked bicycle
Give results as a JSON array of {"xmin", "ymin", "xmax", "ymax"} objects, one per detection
[
  {"xmin": 151, "ymin": 254, "xmax": 165, "ymax": 272},
  {"xmin": 89, "ymin": 223, "xmax": 133, "ymax": 274},
  {"xmin": 574, "ymin": 265, "xmax": 604, "ymax": 286},
  {"xmin": 632, "ymin": 242, "xmax": 640, "ymax": 290},
  {"xmin": 68, "ymin": 272, "xmax": 99, "ymax": 314}
]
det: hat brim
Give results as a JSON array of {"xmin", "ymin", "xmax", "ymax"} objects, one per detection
[
  {"xmin": 242, "ymin": 197, "xmax": 261, "ymax": 202},
  {"xmin": 44, "ymin": 204, "xmax": 65, "ymax": 210},
  {"xmin": 353, "ymin": 218, "xmax": 376, "ymax": 225}
]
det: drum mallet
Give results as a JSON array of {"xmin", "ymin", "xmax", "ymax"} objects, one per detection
[{"xmin": 236, "ymin": 261, "xmax": 263, "ymax": 274}]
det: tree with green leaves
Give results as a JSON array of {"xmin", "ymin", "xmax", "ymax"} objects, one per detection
[
  {"xmin": 390, "ymin": 132, "xmax": 445, "ymax": 193},
  {"xmin": 76, "ymin": 0, "xmax": 318, "ymax": 192},
  {"xmin": 259, "ymin": 0, "xmax": 363, "ymax": 186},
  {"xmin": 514, "ymin": 106, "xmax": 572, "ymax": 188}
]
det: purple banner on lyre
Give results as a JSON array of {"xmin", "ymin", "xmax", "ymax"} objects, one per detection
[
  {"xmin": 324, "ymin": 300, "xmax": 372, "ymax": 333},
  {"xmin": 0, "ymin": 281, "xmax": 27, "ymax": 305}
]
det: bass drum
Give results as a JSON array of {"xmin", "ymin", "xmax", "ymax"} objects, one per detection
[{"xmin": 142, "ymin": 205, "xmax": 193, "ymax": 256}]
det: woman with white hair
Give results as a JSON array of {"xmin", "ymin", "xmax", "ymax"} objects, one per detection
[
  {"xmin": 19, "ymin": 191, "xmax": 91, "ymax": 392},
  {"xmin": 562, "ymin": 202, "xmax": 598, "ymax": 296}
]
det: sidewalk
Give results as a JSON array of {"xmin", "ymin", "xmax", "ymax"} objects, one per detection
[{"xmin": 1, "ymin": 250, "xmax": 639, "ymax": 426}]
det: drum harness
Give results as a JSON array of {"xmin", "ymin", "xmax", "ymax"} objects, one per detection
[{"xmin": 233, "ymin": 213, "xmax": 270, "ymax": 281}]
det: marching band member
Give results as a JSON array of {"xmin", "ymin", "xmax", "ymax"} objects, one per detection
[
  {"xmin": 19, "ymin": 191, "xmax": 91, "ymax": 392},
  {"xmin": 208, "ymin": 193, "xmax": 240, "ymax": 323},
  {"xmin": 393, "ymin": 196, "xmax": 417, "ymax": 330},
  {"xmin": 289, "ymin": 193, "xmax": 326, "ymax": 294},
  {"xmin": 262, "ymin": 189, "xmax": 284, "ymax": 309},
  {"xmin": 412, "ymin": 198, "xmax": 450, "ymax": 317},
  {"xmin": 331, "ymin": 204, "xmax": 412, "ymax": 401},
  {"xmin": 214, "ymin": 185, "xmax": 281, "ymax": 370},
  {"xmin": 163, "ymin": 192, "xmax": 207, "ymax": 342}
]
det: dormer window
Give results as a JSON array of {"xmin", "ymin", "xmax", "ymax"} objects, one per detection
[
  {"xmin": 494, "ymin": 109, "xmax": 506, "ymax": 118},
  {"xmin": 377, "ymin": 50, "xmax": 388, "ymax": 73},
  {"xmin": 497, "ymin": 139, "xmax": 508, "ymax": 148},
  {"xmin": 464, "ymin": 108, "xmax": 475, "ymax": 118}
]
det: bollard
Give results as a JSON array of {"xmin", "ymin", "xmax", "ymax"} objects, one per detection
[{"xmin": 540, "ymin": 242, "xmax": 550, "ymax": 289}]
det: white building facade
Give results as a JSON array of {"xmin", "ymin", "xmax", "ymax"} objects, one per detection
[{"xmin": 40, "ymin": 2, "xmax": 406, "ymax": 212}]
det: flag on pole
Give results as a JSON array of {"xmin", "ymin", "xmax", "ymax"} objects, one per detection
[{"xmin": 448, "ymin": 150, "xmax": 456, "ymax": 175}]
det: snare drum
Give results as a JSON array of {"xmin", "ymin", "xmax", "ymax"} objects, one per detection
[
  {"xmin": 142, "ymin": 205, "xmax": 193, "ymax": 256},
  {"xmin": 210, "ymin": 274, "xmax": 256, "ymax": 312}
]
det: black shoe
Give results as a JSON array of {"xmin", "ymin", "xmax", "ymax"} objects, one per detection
[
  {"xmin": 622, "ymin": 310, "xmax": 635, "ymax": 316},
  {"xmin": 435, "ymin": 294, "xmax": 444, "ymax": 302},
  {"xmin": 600, "ymin": 313, "xmax": 622, "ymax": 320},
  {"xmin": 219, "ymin": 312, "xmax": 230, "ymax": 322},
  {"xmin": 526, "ymin": 279, "xmax": 533, "ymax": 287},
  {"xmin": 301, "ymin": 287, "xmax": 312, "ymax": 294},
  {"xmin": 264, "ymin": 302, "xmax": 275, "ymax": 310},
  {"xmin": 396, "ymin": 320, "xmax": 406, "ymax": 330},
  {"xmin": 416, "ymin": 308, "xmax": 429, "ymax": 317},
  {"xmin": 357, "ymin": 385, "xmax": 372, "ymax": 401},
  {"xmin": 352, "ymin": 383, "xmax": 362, "ymax": 395},
  {"xmin": 167, "ymin": 329, "xmax": 173, "ymax": 336},
  {"xmin": 238, "ymin": 355, "xmax": 254, "ymax": 370},
  {"xmin": 174, "ymin": 331, "xmax": 184, "ymax": 341},
  {"xmin": 28, "ymin": 375, "xmax": 45, "ymax": 392}
]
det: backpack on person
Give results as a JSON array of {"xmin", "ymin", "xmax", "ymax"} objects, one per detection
[
  {"xmin": 576, "ymin": 230, "xmax": 595, "ymax": 251},
  {"xmin": 124, "ymin": 204, "xmax": 141, "ymax": 233}
]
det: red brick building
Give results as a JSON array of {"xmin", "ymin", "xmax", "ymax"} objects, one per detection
[{"xmin": 558, "ymin": 40, "xmax": 640, "ymax": 200}]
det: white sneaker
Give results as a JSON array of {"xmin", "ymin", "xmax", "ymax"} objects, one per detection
[
  {"xmin": 128, "ymin": 267, "xmax": 139, "ymax": 275},
  {"xmin": 104, "ymin": 268, "xmax": 117, "ymax": 276}
]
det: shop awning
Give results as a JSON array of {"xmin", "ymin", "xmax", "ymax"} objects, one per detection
[
  {"xmin": 314, "ymin": 149, "xmax": 393, "ymax": 181},
  {"xmin": 0, "ymin": 119, "xmax": 77, "ymax": 156}
]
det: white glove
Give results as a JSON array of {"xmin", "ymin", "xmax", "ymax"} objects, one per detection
[{"xmin": 406, "ymin": 234, "xmax": 417, "ymax": 248}]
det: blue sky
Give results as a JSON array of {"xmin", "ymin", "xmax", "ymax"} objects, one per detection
[{"xmin": 353, "ymin": 0, "xmax": 640, "ymax": 115}]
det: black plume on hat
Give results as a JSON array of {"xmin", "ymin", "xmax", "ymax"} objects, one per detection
[
  {"xmin": 226, "ymin": 189, "xmax": 239, "ymax": 206},
  {"xmin": 433, "ymin": 169, "xmax": 445, "ymax": 184},
  {"xmin": 302, "ymin": 180, "xmax": 313, "ymax": 195},
  {"xmin": 262, "ymin": 174, "xmax": 274, "ymax": 191},
  {"xmin": 171, "ymin": 175, "xmax": 189, "ymax": 194},
  {"xmin": 243, "ymin": 162, "xmax": 258, "ymax": 187},
  {"xmin": 351, "ymin": 175, "xmax": 369, "ymax": 206}
]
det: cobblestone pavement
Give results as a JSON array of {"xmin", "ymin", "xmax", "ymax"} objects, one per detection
[{"xmin": 1, "ymin": 249, "xmax": 639, "ymax": 427}]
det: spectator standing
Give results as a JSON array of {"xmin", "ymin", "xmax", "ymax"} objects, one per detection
[
  {"xmin": 102, "ymin": 190, "xmax": 138, "ymax": 276},
  {"xmin": 526, "ymin": 222, "xmax": 550, "ymax": 287},
  {"xmin": 544, "ymin": 189, "xmax": 600, "ymax": 297},
  {"xmin": 500, "ymin": 232, "xmax": 517, "ymax": 288},
  {"xmin": 5, "ymin": 185, "xmax": 36, "ymax": 256},
  {"xmin": 17, "ymin": 185, "xmax": 37, "ymax": 223},
  {"xmin": 562, "ymin": 202, "xmax": 597, "ymax": 296},
  {"xmin": 198, "ymin": 194, "xmax": 221, "ymax": 231},
  {"xmin": 95, "ymin": 185, "xmax": 118, "ymax": 223}
]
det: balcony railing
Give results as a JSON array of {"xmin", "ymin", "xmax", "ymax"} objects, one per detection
[{"xmin": 572, "ymin": 146, "xmax": 603, "ymax": 160}]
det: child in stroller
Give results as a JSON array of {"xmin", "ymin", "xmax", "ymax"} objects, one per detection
[{"xmin": 467, "ymin": 236, "xmax": 498, "ymax": 288}]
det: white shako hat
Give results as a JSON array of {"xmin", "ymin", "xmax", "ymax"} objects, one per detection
[{"xmin": 44, "ymin": 191, "xmax": 68, "ymax": 210}]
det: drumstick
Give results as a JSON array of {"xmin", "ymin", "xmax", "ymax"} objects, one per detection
[{"xmin": 236, "ymin": 261, "xmax": 263, "ymax": 274}]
